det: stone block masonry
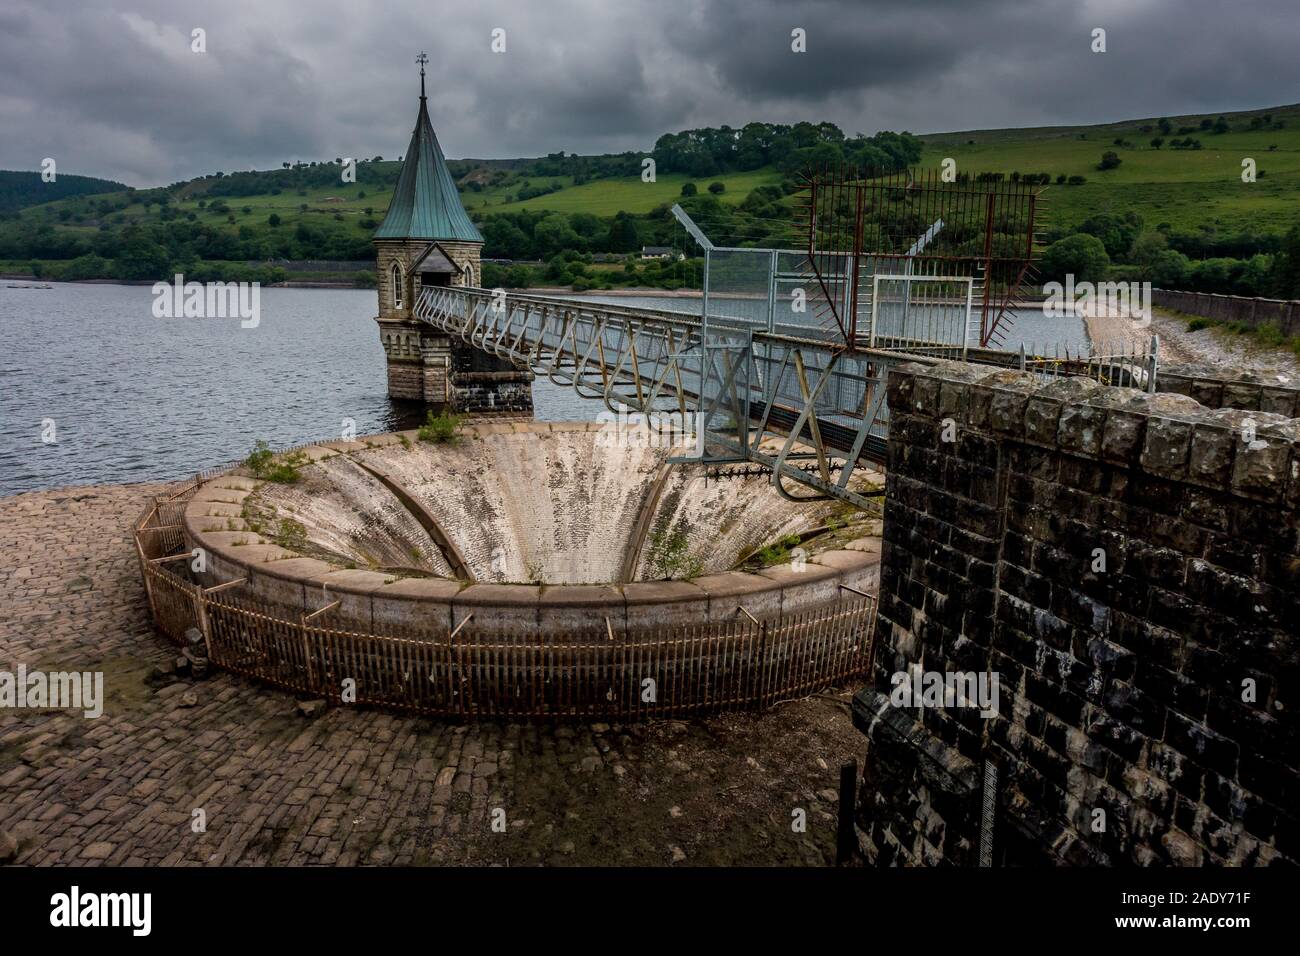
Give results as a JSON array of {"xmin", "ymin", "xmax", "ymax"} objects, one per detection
[
  {"xmin": 854, "ymin": 359, "xmax": 1299, "ymax": 866},
  {"xmin": 1156, "ymin": 360, "xmax": 1300, "ymax": 417},
  {"xmin": 1154, "ymin": 289, "xmax": 1300, "ymax": 338}
]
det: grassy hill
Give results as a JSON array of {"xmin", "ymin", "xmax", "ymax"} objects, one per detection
[
  {"xmin": 457, "ymin": 168, "xmax": 784, "ymax": 216},
  {"xmin": 919, "ymin": 103, "xmax": 1300, "ymax": 234}
]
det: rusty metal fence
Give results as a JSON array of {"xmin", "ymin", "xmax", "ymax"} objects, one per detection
[{"xmin": 133, "ymin": 480, "xmax": 877, "ymax": 720}]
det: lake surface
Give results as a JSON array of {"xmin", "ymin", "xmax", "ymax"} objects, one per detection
[{"xmin": 0, "ymin": 282, "xmax": 1085, "ymax": 495}]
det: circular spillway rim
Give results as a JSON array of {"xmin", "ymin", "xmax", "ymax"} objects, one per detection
[{"xmin": 180, "ymin": 429, "xmax": 882, "ymax": 630}]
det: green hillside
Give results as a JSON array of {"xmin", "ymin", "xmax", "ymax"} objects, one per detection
[
  {"xmin": 0, "ymin": 170, "xmax": 128, "ymax": 214},
  {"xmin": 459, "ymin": 168, "xmax": 785, "ymax": 216},
  {"xmin": 918, "ymin": 103, "xmax": 1300, "ymax": 234},
  {"xmin": 1, "ymin": 102, "xmax": 1297, "ymax": 300}
]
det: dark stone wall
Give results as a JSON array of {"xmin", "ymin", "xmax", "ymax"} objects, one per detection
[
  {"xmin": 1157, "ymin": 361, "xmax": 1300, "ymax": 417},
  {"xmin": 450, "ymin": 349, "xmax": 533, "ymax": 413},
  {"xmin": 855, "ymin": 360, "xmax": 1299, "ymax": 866},
  {"xmin": 378, "ymin": 320, "xmax": 533, "ymax": 412}
]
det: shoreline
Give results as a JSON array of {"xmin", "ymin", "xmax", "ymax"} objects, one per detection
[
  {"xmin": 0, "ymin": 275, "xmax": 702, "ymax": 295},
  {"xmin": 1080, "ymin": 305, "xmax": 1300, "ymax": 377}
]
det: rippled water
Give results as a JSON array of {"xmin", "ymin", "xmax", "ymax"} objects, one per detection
[
  {"xmin": 0, "ymin": 283, "xmax": 589, "ymax": 495},
  {"xmin": 0, "ymin": 283, "xmax": 1086, "ymax": 495}
]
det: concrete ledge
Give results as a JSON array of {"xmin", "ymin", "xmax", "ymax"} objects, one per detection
[{"xmin": 891, "ymin": 360, "xmax": 1300, "ymax": 502}]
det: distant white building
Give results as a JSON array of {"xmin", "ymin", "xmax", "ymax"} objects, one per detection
[{"xmin": 640, "ymin": 245, "xmax": 683, "ymax": 261}]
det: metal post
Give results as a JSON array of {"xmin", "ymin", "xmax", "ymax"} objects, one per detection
[
  {"xmin": 1148, "ymin": 334, "xmax": 1160, "ymax": 393},
  {"xmin": 963, "ymin": 279, "xmax": 974, "ymax": 361},
  {"xmin": 700, "ymin": 248, "xmax": 710, "ymax": 417},
  {"xmin": 837, "ymin": 759, "xmax": 858, "ymax": 865},
  {"xmin": 767, "ymin": 249, "xmax": 777, "ymax": 335}
]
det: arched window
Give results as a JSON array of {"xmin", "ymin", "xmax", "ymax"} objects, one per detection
[
  {"xmin": 462, "ymin": 262, "xmax": 475, "ymax": 288},
  {"xmin": 390, "ymin": 263, "xmax": 403, "ymax": 310}
]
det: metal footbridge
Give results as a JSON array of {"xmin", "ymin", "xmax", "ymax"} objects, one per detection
[{"xmin": 413, "ymin": 172, "xmax": 1156, "ymax": 511}]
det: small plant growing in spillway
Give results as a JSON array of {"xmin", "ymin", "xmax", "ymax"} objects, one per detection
[
  {"xmin": 274, "ymin": 517, "xmax": 308, "ymax": 552},
  {"xmin": 755, "ymin": 533, "xmax": 803, "ymax": 567},
  {"xmin": 244, "ymin": 439, "xmax": 308, "ymax": 484},
  {"xmin": 418, "ymin": 410, "xmax": 461, "ymax": 444},
  {"xmin": 647, "ymin": 526, "xmax": 703, "ymax": 579}
]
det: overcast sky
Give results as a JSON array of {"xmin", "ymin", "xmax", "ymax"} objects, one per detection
[{"xmin": 3, "ymin": 0, "xmax": 1298, "ymax": 187}]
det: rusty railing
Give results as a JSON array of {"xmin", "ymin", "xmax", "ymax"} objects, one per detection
[{"xmin": 133, "ymin": 479, "xmax": 877, "ymax": 720}]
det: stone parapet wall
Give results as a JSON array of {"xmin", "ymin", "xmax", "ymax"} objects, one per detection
[
  {"xmin": 1154, "ymin": 289, "xmax": 1300, "ymax": 337},
  {"xmin": 1157, "ymin": 361, "xmax": 1300, "ymax": 417},
  {"xmin": 855, "ymin": 360, "xmax": 1298, "ymax": 866}
]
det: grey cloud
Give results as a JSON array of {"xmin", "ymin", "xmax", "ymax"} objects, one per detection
[{"xmin": 1, "ymin": 0, "xmax": 1297, "ymax": 185}]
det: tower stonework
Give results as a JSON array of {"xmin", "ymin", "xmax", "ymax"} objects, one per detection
[{"xmin": 373, "ymin": 62, "xmax": 531, "ymax": 413}]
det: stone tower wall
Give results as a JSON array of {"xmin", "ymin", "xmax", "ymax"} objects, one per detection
[
  {"xmin": 855, "ymin": 359, "xmax": 1299, "ymax": 867},
  {"xmin": 373, "ymin": 239, "xmax": 530, "ymax": 411}
]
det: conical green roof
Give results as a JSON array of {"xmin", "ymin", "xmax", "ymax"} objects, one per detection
[{"xmin": 374, "ymin": 95, "xmax": 482, "ymax": 243}]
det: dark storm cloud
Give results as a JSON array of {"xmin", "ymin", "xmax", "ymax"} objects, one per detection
[{"xmin": 1, "ymin": 0, "xmax": 1297, "ymax": 186}]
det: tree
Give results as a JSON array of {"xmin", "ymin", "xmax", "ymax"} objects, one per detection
[
  {"xmin": 268, "ymin": 213, "xmax": 281, "ymax": 227},
  {"xmin": 1157, "ymin": 117, "xmax": 1172, "ymax": 135},
  {"xmin": 1149, "ymin": 137, "xmax": 1164, "ymax": 149},
  {"xmin": 114, "ymin": 229, "xmax": 170, "ymax": 280},
  {"xmin": 481, "ymin": 218, "xmax": 530, "ymax": 259},
  {"xmin": 532, "ymin": 213, "xmax": 581, "ymax": 258},
  {"xmin": 707, "ymin": 181, "xmax": 725, "ymax": 194},
  {"xmin": 606, "ymin": 213, "xmax": 640, "ymax": 253},
  {"xmin": 1040, "ymin": 234, "xmax": 1110, "ymax": 285},
  {"xmin": 1148, "ymin": 249, "xmax": 1192, "ymax": 289},
  {"xmin": 680, "ymin": 182, "xmax": 698, "ymax": 197},
  {"xmin": 1078, "ymin": 212, "xmax": 1144, "ymax": 259},
  {"xmin": 1098, "ymin": 151, "xmax": 1122, "ymax": 171},
  {"xmin": 1129, "ymin": 231, "xmax": 1168, "ymax": 268},
  {"xmin": 1268, "ymin": 224, "xmax": 1300, "ymax": 299}
]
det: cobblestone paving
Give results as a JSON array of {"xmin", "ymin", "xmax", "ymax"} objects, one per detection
[{"xmin": 0, "ymin": 484, "xmax": 866, "ymax": 866}]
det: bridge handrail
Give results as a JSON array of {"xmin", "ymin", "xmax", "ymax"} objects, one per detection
[{"xmin": 423, "ymin": 285, "xmax": 946, "ymax": 366}]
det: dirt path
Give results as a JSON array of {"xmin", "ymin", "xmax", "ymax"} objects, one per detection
[{"xmin": 0, "ymin": 483, "xmax": 865, "ymax": 867}]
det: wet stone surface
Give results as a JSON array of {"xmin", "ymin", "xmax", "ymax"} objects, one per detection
[{"xmin": 0, "ymin": 484, "xmax": 863, "ymax": 866}]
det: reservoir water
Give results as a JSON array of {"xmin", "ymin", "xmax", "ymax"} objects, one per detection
[{"xmin": 0, "ymin": 282, "xmax": 1085, "ymax": 495}]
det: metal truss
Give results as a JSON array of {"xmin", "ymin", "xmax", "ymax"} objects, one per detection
[
  {"xmin": 414, "ymin": 287, "xmax": 919, "ymax": 511},
  {"xmin": 415, "ymin": 286, "xmax": 1160, "ymax": 511}
]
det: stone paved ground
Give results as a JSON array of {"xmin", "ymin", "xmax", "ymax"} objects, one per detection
[{"xmin": 0, "ymin": 484, "xmax": 865, "ymax": 866}]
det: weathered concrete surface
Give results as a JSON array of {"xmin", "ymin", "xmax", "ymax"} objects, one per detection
[
  {"xmin": 251, "ymin": 424, "xmax": 842, "ymax": 586},
  {"xmin": 234, "ymin": 453, "xmax": 455, "ymax": 576},
  {"xmin": 0, "ymin": 484, "xmax": 865, "ymax": 866}
]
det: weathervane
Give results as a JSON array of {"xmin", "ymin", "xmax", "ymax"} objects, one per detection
[{"xmin": 416, "ymin": 52, "xmax": 428, "ymax": 100}]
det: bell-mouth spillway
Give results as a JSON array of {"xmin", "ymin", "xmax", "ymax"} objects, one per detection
[{"xmin": 135, "ymin": 422, "xmax": 883, "ymax": 719}]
